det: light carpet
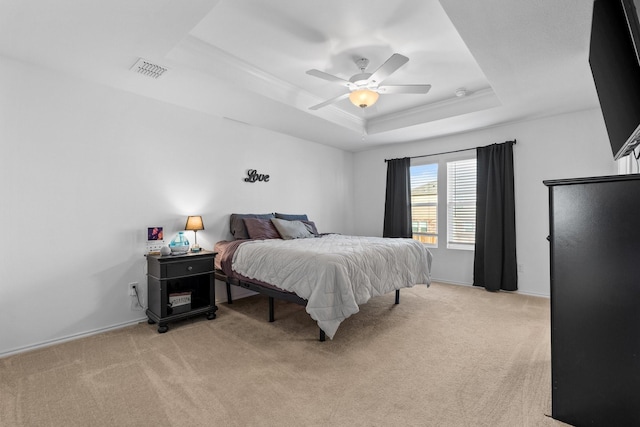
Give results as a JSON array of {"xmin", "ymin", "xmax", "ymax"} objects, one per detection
[{"xmin": 0, "ymin": 282, "xmax": 569, "ymax": 426}]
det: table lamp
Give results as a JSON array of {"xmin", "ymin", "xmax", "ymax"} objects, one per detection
[{"xmin": 185, "ymin": 215, "xmax": 204, "ymax": 252}]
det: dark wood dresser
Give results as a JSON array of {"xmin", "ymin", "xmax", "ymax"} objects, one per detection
[{"xmin": 545, "ymin": 174, "xmax": 640, "ymax": 426}]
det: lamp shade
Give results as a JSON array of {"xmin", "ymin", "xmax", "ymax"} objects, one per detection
[
  {"xmin": 185, "ymin": 215, "xmax": 204, "ymax": 231},
  {"xmin": 349, "ymin": 89, "xmax": 379, "ymax": 108}
]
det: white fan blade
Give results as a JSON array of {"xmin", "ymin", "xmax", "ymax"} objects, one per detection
[
  {"xmin": 367, "ymin": 53, "xmax": 409, "ymax": 84},
  {"xmin": 309, "ymin": 92, "xmax": 350, "ymax": 110},
  {"xmin": 377, "ymin": 84, "xmax": 432, "ymax": 94},
  {"xmin": 306, "ymin": 69, "xmax": 354, "ymax": 88}
]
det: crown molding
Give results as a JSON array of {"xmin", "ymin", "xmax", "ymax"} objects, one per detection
[
  {"xmin": 167, "ymin": 35, "xmax": 365, "ymax": 132},
  {"xmin": 366, "ymin": 87, "xmax": 500, "ymax": 135}
]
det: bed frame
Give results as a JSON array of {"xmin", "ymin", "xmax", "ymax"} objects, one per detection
[{"xmin": 215, "ymin": 269, "xmax": 400, "ymax": 342}]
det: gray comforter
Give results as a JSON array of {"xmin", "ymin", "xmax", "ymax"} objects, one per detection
[{"xmin": 232, "ymin": 234, "xmax": 432, "ymax": 339}]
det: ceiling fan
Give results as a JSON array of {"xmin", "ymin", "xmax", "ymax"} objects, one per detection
[{"xmin": 306, "ymin": 53, "xmax": 431, "ymax": 110}]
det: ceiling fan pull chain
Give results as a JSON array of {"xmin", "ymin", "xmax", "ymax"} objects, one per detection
[{"xmin": 362, "ymin": 109, "xmax": 367, "ymax": 141}]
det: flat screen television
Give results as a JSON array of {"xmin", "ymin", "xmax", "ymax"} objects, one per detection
[{"xmin": 589, "ymin": 0, "xmax": 640, "ymax": 160}]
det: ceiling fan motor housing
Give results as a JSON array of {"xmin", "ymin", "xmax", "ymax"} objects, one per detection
[{"xmin": 350, "ymin": 73, "xmax": 373, "ymax": 86}]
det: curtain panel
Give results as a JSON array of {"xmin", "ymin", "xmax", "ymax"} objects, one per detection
[
  {"xmin": 383, "ymin": 157, "xmax": 412, "ymax": 238},
  {"xmin": 473, "ymin": 141, "xmax": 518, "ymax": 291}
]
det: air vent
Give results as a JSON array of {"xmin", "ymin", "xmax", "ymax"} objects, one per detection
[{"xmin": 130, "ymin": 58, "xmax": 168, "ymax": 79}]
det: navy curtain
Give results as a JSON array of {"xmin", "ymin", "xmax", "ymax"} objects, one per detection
[
  {"xmin": 383, "ymin": 157, "xmax": 412, "ymax": 238},
  {"xmin": 473, "ymin": 141, "xmax": 518, "ymax": 291}
]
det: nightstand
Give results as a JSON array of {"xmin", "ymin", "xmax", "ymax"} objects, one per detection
[{"xmin": 146, "ymin": 250, "xmax": 217, "ymax": 333}]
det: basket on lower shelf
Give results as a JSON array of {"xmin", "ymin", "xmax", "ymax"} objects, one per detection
[{"xmin": 168, "ymin": 291, "xmax": 191, "ymax": 315}]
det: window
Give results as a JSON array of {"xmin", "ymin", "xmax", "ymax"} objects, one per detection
[
  {"xmin": 447, "ymin": 158, "xmax": 477, "ymax": 249},
  {"xmin": 410, "ymin": 157, "xmax": 477, "ymax": 250},
  {"xmin": 410, "ymin": 163, "xmax": 438, "ymax": 246}
]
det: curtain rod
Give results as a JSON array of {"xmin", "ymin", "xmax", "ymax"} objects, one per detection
[{"xmin": 384, "ymin": 139, "xmax": 516, "ymax": 162}]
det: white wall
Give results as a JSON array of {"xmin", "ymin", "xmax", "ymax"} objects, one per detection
[
  {"xmin": 352, "ymin": 109, "xmax": 618, "ymax": 296},
  {"xmin": 0, "ymin": 57, "xmax": 354, "ymax": 357},
  {"xmin": 0, "ymin": 52, "xmax": 621, "ymax": 356}
]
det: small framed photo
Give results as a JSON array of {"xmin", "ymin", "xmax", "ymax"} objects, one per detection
[
  {"xmin": 146, "ymin": 227, "xmax": 165, "ymax": 255},
  {"xmin": 147, "ymin": 227, "xmax": 164, "ymax": 242}
]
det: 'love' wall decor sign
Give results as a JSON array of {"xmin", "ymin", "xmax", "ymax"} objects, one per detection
[{"xmin": 244, "ymin": 169, "xmax": 270, "ymax": 183}]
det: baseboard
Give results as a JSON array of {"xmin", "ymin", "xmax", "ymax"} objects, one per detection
[
  {"xmin": 431, "ymin": 278, "xmax": 473, "ymax": 287},
  {"xmin": 431, "ymin": 278, "xmax": 549, "ymax": 298},
  {"xmin": 221, "ymin": 287, "xmax": 256, "ymax": 301},
  {"xmin": 0, "ymin": 317, "xmax": 147, "ymax": 359},
  {"xmin": 514, "ymin": 289, "xmax": 550, "ymax": 298}
]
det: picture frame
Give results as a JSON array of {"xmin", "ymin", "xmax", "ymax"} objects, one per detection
[
  {"xmin": 147, "ymin": 227, "xmax": 164, "ymax": 241},
  {"xmin": 146, "ymin": 226, "xmax": 165, "ymax": 254}
]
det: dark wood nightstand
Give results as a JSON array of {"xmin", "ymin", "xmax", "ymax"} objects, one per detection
[{"xmin": 146, "ymin": 250, "xmax": 217, "ymax": 333}]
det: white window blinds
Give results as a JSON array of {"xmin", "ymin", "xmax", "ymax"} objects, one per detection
[{"xmin": 447, "ymin": 158, "xmax": 477, "ymax": 249}]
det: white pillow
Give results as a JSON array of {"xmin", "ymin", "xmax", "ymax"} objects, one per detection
[{"xmin": 271, "ymin": 218, "xmax": 314, "ymax": 239}]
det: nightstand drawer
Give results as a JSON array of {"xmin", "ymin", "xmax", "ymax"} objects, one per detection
[{"xmin": 165, "ymin": 258, "xmax": 213, "ymax": 278}]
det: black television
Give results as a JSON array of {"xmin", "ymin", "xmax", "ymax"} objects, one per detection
[{"xmin": 589, "ymin": 0, "xmax": 640, "ymax": 160}]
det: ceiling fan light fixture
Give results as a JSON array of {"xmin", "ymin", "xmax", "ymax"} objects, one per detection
[
  {"xmin": 349, "ymin": 89, "xmax": 379, "ymax": 108},
  {"xmin": 307, "ymin": 53, "xmax": 427, "ymax": 110}
]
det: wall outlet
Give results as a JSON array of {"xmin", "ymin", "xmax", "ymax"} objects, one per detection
[
  {"xmin": 129, "ymin": 282, "xmax": 144, "ymax": 311},
  {"xmin": 129, "ymin": 282, "xmax": 138, "ymax": 296}
]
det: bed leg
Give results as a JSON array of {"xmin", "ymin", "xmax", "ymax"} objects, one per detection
[
  {"xmin": 319, "ymin": 329, "xmax": 326, "ymax": 342},
  {"xmin": 268, "ymin": 296, "xmax": 275, "ymax": 322},
  {"xmin": 226, "ymin": 282, "xmax": 233, "ymax": 304},
  {"xmin": 395, "ymin": 289, "xmax": 400, "ymax": 304}
]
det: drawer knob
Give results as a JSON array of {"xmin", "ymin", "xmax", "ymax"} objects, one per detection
[{"xmin": 187, "ymin": 266, "xmax": 193, "ymax": 271}]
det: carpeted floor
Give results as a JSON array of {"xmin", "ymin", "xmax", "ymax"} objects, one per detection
[{"xmin": 0, "ymin": 282, "xmax": 569, "ymax": 426}]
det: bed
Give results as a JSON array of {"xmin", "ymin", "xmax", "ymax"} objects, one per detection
[{"xmin": 214, "ymin": 213, "xmax": 433, "ymax": 341}]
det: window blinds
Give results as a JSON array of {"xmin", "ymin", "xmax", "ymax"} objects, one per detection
[{"xmin": 447, "ymin": 159, "xmax": 477, "ymax": 248}]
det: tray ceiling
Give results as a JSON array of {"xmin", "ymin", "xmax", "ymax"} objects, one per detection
[{"xmin": 0, "ymin": 0, "xmax": 600, "ymax": 151}]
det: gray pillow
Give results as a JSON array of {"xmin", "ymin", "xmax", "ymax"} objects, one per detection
[
  {"xmin": 275, "ymin": 213, "xmax": 309, "ymax": 221},
  {"xmin": 271, "ymin": 218, "xmax": 314, "ymax": 239},
  {"xmin": 230, "ymin": 213, "xmax": 274, "ymax": 239},
  {"xmin": 301, "ymin": 220, "xmax": 319, "ymax": 235}
]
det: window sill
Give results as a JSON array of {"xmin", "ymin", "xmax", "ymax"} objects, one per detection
[{"xmin": 446, "ymin": 243, "xmax": 474, "ymax": 251}]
